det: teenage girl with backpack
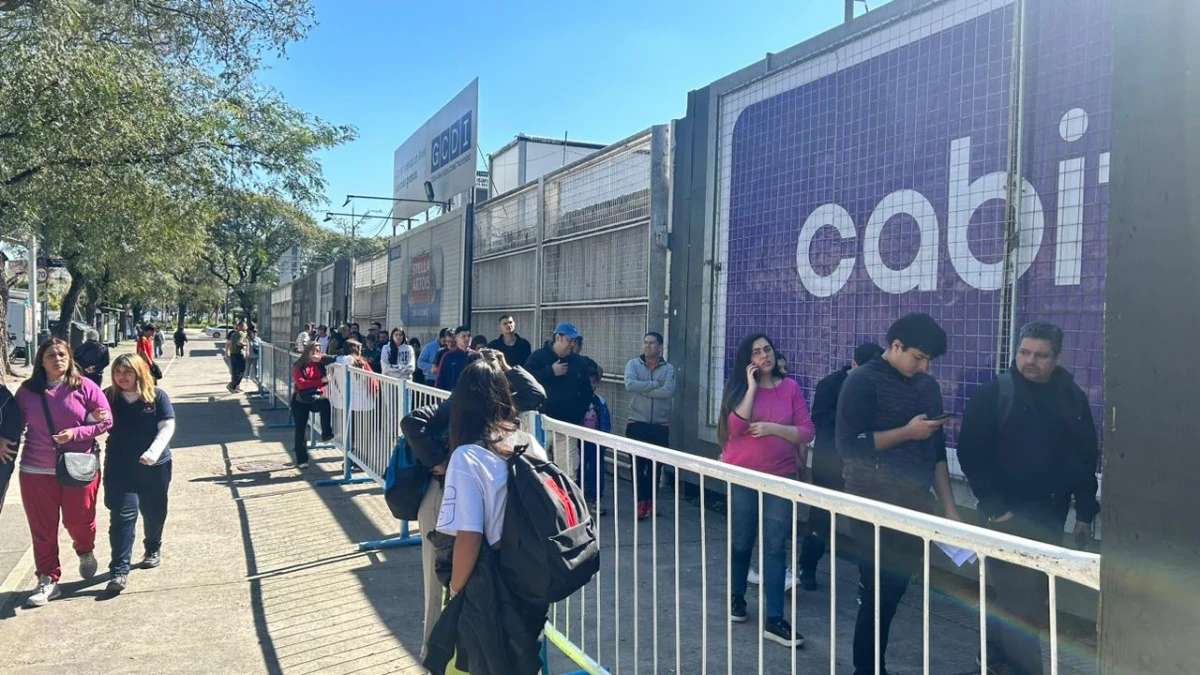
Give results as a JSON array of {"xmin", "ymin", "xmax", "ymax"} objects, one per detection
[{"xmin": 424, "ymin": 353, "xmax": 549, "ymax": 674}]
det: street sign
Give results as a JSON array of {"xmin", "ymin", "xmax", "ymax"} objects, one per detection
[
  {"xmin": 45, "ymin": 258, "xmax": 67, "ymax": 268},
  {"xmin": 36, "ymin": 268, "xmax": 48, "ymax": 283}
]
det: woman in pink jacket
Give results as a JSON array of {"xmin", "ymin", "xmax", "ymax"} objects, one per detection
[
  {"xmin": 718, "ymin": 333, "xmax": 815, "ymax": 649},
  {"xmin": 10, "ymin": 338, "xmax": 113, "ymax": 608}
]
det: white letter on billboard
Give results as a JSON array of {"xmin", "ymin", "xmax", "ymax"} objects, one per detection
[
  {"xmin": 947, "ymin": 137, "xmax": 1045, "ymax": 290},
  {"xmin": 795, "ymin": 203, "xmax": 856, "ymax": 298},
  {"xmin": 863, "ymin": 189, "xmax": 939, "ymax": 293}
]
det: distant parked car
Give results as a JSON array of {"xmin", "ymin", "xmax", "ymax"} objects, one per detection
[{"xmin": 206, "ymin": 325, "xmax": 235, "ymax": 339}]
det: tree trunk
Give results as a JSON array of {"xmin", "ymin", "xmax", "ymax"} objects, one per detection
[
  {"xmin": 0, "ymin": 278, "xmax": 15, "ymax": 380},
  {"xmin": 131, "ymin": 301, "xmax": 145, "ymax": 330},
  {"xmin": 55, "ymin": 271, "xmax": 86, "ymax": 339},
  {"xmin": 236, "ymin": 287, "xmax": 255, "ymax": 322},
  {"xmin": 177, "ymin": 302, "xmax": 187, "ymax": 330},
  {"xmin": 84, "ymin": 289, "xmax": 99, "ymax": 329}
]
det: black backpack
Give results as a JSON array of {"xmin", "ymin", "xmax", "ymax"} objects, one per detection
[{"xmin": 500, "ymin": 444, "xmax": 600, "ymax": 605}]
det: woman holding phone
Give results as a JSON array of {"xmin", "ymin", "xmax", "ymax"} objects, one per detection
[{"xmin": 718, "ymin": 333, "xmax": 815, "ymax": 649}]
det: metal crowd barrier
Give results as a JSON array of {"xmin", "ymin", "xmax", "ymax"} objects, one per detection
[
  {"xmin": 250, "ymin": 342, "xmax": 1100, "ymax": 675},
  {"xmin": 539, "ymin": 417, "xmax": 1100, "ymax": 675}
]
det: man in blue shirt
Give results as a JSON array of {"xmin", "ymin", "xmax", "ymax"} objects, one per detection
[
  {"xmin": 434, "ymin": 326, "xmax": 474, "ymax": 391},
  {"xmin": 418, "ymin": 328, "xmax": 452, "ymax": 383}
]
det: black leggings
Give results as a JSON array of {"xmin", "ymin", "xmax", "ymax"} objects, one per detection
[{"xmin": 291, "ymin": 397, "xmax": 332, "ymax": 464}]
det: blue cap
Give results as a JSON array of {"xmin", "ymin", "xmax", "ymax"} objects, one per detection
[{"xmin": 553, "ymin": 322, "xmax": 581, "ymax": 339}]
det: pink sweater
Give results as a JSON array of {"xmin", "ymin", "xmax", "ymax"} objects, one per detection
[
  {"xmin": 722, "ymin": 377, "xmax": 816, "ymax": 477},
  {"xmin": 16, "ymin": 378, "xmax": 113, "ymax": 473}
]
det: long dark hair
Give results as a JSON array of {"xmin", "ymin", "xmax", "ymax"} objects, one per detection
[
  {"xmin": 294, "ymin": 340, "xmax": 324, "ymax": 374},
  {"xmin": 387, "ymin": 328, "xmax": 405, "ymax": 365},
  {"xmin": 23, "ymin": 338, "xmax": 84, "ymax": 394},
  {"xmin": 343, "ymin": 339, "xmax": 367, "ymax": 368},
  {"xmin": 448, "ymin": 352, "xmax": 519, "ymax": 455},
  {"xmin": 717, "ymin": 333, "xmax": 784, "ymax": 446}
]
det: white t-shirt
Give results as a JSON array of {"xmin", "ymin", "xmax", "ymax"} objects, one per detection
[{"xmin": 436, "ymin": 431, "xmax": 546, "ymax": 546}]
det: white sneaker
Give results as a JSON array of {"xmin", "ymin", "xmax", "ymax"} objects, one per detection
[
  {"xmin": 747, "ymin": 567, "xmax": 795, "ymax": 591},
  {"xmin": 79, "ymin": 551, "xmax": 98, "ymax": 580},
  {"xmin": 25, "ymin": 575, "xmax": 60, "ymax": 608}
]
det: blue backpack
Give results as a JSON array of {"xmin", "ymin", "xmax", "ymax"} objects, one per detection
[{"xmin": 384, "ymin": 436, "xmax": 429, "ymax": 521}]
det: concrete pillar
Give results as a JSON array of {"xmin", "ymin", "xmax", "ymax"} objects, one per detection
[{"xmin": 1101, "ymin": 1, "xmax": 1200, "ymax": 673}]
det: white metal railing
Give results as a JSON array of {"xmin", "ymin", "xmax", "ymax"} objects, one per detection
[
  {"xmin": 539, "ymin": 417, "xmax": 1100, "ymax": 675},
  {"xmin": 249, "ymin": 342, "xmax": 1100, "ymax": 675}
]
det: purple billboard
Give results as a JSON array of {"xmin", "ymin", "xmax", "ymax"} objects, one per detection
[{"xmin": 718, "ymin": 0, "xmax": 1111, "ymax": 449}]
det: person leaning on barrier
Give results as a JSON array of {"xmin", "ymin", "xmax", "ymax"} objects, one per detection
[
  {"xmin": 836, "ymin": 313, "xmax": 961, "ymax": 675},
  {"xmin": 290, "ymin": 341, "xmax": 337, "ymax": 470},
  {"xmin": 399, "ymin": 349, "xmax": 546, "ymax": 660},
  {"xmin": 957, "ymin": 321, "xmax": 1099, "ymax": 675}
]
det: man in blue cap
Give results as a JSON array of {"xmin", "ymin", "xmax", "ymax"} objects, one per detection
[{"xmin": 525, "ymin": 322, "xmax": 594, "ymax": 427}]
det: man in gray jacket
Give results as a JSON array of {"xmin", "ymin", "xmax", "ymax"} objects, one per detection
[{"xmin": 624, "ymin": 331, "xmax": 675, "ymax": 520}]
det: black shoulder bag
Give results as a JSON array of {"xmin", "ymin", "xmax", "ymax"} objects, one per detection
[{"xmin": 40, "ymin": 393, "xmax": 100, "ymax": 487}]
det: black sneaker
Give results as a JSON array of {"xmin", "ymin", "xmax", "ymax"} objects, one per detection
[
  {"xmin": 142, "ymin": 551, "xmax": 162, "ymax": 569},
  {"xmin": 798, "ymin": 569, "xmax": 818, "ymax": 592},
  {"xmin": 763, "ymin": 617, "xmax": 805, "ymax": 648},
  {"xmin": 730, "ymin": 595, "xmax": 748, "ymax": 623}
]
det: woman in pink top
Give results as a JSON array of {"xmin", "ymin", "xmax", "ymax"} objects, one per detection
[
  {"xmin": 718, "ymin": 333, "xmax": 814, "ymax": 649},
  {"xmin": 11, "ymin": 338, "xmax": 113, "ymax": 608}
]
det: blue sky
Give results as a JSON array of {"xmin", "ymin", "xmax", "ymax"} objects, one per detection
[{"xmin": 261, "ymin": 0, "xmax": 865, "ymax": 229}]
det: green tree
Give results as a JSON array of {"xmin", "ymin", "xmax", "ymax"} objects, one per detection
[
  {"xmin": 0, "ymin": 0, "xmax": 354, "ymax": 339},
  {"xmin": 202, "ymin": 190, "xmax": 317, "ymax": 319}
]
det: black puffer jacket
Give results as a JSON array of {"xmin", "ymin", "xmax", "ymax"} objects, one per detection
[
  {"xmin": 423, "ymin": 544, "xmax": 548, "ymax": 675},
  {"xmin": 957, "ymin": 365, "xmax": 1099, "ymax": 527},
  {"xmin": 400, "ymin": 366, "xmax": 546, "ymax": 471}
]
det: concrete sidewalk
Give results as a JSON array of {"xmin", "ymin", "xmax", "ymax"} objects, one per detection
[{"xmin": 0, "ymin": 335, "xmax": 428, "ymax": 675}]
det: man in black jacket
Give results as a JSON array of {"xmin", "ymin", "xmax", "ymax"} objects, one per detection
[
  {"xmin": 797, "ymin": 342, "xmax": 883, "ymax": 590},
  {"xmin": 74, "ymin": 330, "xmax": 111, "ymax": 387},
  {"xmin": 837, "ymin": 314, "xmax": 960, "ymax": 675},
  {"xmin": 487, "ymin": 314, "xmax": 532, "ymax": 368},
  {"xmin": 399, "ymin": 354, "xmax": 545, "ymax": 660},
  {"xmin": 958, "ymin": 322, "xmax": 1099, "ymax": 675},
  {"xmin": 523, "ymin": 322, "xmax": 592, "ymax": 426}
]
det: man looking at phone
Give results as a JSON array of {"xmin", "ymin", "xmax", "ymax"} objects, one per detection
[
  {"xmin": 957, "ymin": 321, "xmax": 1098, "ymax": 675},
  {"xmin": 836, "ymin": 313, "xmax": 960, "ymax": 675}
]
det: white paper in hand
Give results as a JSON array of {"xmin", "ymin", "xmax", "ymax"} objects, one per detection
[{"xmin": 935, "ymin": 542, "xmax": 978, "ymax": 567}]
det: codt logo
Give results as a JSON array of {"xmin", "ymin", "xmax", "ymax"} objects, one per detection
[
  {"xmin": 795, "ymin": 108, "xmax": 1110, "ymax": 297},
  {"xmin": 431, "ymin": 110, "xmax": 472, "ymax": 174}
]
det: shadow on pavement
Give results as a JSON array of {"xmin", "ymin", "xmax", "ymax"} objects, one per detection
[{"xmin": 184, "ymin": 390, "xmax": 428, "ymax": 674}]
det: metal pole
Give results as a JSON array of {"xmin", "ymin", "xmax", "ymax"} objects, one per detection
[
  {"xmin": 26, "ymin": 235, "xmax": 36, "ymax": 365},
  {"xmin": 844, "ymin": 0, "xmax": 855, "ymax": 23}
]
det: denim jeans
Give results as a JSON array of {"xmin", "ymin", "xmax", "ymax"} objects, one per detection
[
  {"xmin": 105, "ymin": 460, "xmax": 173, "ymax": 576},
  {"xmin": 729, "ymin": 481, "xmax": 795, "ymax": 619},
  {"xmin": 576, "ymin": 440, "xmax": 606, "ymax": 503}
]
